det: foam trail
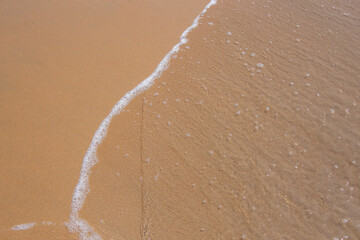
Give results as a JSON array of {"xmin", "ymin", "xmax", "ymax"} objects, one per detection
[
  {"xmin": 66, "ymin": 1, "xmax": 217, "ymax": 239},
  {"xmin": 11, "ymin": 223, "xmax": 36, "ymax": 231}
]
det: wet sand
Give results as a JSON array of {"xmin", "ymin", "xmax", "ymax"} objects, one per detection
[
  {"xmin": 89, "ymin": 0, "xmax": 360, "ymax": 239},
  {"xmin": 0, "ymin": 0, "xmax": 209, "ymax": 238}
]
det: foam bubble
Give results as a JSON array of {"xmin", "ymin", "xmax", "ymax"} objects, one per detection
[
  {"xmin": 256, "ymin": 63, "xmax": 264, "ymax": 68},
  {"xmin": 11, "ymin": 223, "xmax": 36, "ymax": 231},
  {"xmin": 66, "ymin": 1, "xmax": 218, "ymax": 239}
]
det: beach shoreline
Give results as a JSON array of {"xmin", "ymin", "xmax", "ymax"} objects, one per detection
[
  {"xmin": 1, "ymin": 0, "xmax": 359, "ymax": 239},
  {"xmin": 0, "ymin": 0, "xmax": 209, "ymax": 238}
]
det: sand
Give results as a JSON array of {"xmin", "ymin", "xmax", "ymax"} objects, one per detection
[
  {"xmin": 84, "ymin": 0, "xmax": 360, "ymax": 239},
  {"xmin": 1, "ymin": 0, "xmax": 360, "ymax": 239},
  {"xmin": 0, "ymin": 0, "xmax": 209, "ymax": 239}
]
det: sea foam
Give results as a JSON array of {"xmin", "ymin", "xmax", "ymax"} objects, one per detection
[
  {"xmin": 11, "ymin": 222, "xmax": 36, "ymax": 231},
  {"xmin": 66, "ymin": 1, "xmax": 218, "ymax": 239}
]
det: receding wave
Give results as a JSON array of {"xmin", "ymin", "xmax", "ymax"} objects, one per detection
[{"xmin": 66, "ymin": 1, "xmax": 218, "ymax": 239}]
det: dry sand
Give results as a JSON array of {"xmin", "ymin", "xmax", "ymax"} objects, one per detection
[
  {"xmin": 0, "ymin": 0, "xmax": 209, "ymax": 239},
  {"xmin": 85, "ymin": 0, "xmax": 360, "ymax": 239}
]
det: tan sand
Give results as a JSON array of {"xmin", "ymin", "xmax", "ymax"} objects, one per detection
[
  {"xmin": 87, "ymin": 0, "xmax": 360, "ymax": 239},
  {"xmin": 0, "ymin": 0, "xmax": 209, "ymax": 238}
]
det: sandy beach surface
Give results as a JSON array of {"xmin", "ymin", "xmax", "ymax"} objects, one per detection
[
  {"xmin": 0, "ymin": 0, "xmax": 208, "ymax": 239},
  {"xmin": 1, "ymin": 0, "xmax": 360, "ymax": 239}
]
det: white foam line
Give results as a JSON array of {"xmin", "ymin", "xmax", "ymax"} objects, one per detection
[
  {"xmin": 9, "ymin": 221, "xmax": 58, "ymax": 232},
  {"xmin": 11, "ymin": 222, "xmax": 36, "ymax": 231},
  {"xmin": 66, "ymin": 1, "xmax": 217, "ymax": 239}
]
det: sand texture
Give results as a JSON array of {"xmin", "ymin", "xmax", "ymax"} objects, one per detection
[
  {"xmin": 0, "ymin": 0, "xmax": 209, "ymax": 238},
  {"xmin": 1, "ymin": 0, "xmax": 360, "ymax": 239}
]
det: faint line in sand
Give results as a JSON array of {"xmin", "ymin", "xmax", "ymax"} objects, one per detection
[{"xmin": 66, "ymin": 1, "xmax": 218, "ymax": 240}]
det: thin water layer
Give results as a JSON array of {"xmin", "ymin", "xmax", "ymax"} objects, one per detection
[{"xmin": 86, "ymin": 0, "xmax": 360, "ymax": 239}]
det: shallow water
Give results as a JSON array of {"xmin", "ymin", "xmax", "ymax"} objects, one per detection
[
  {"xmin": 85, "ymin": 0, "xmax": 360, "ymax": 239},
  {"xmin": 2, "ymin": 0, "xmax": 359, "ymax": 239}
]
